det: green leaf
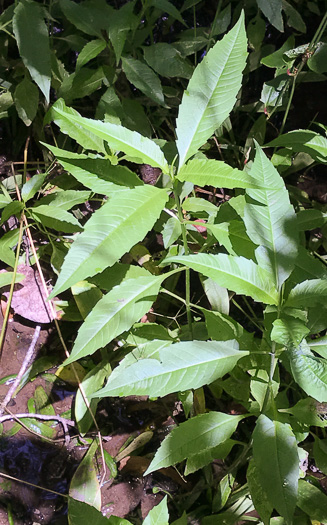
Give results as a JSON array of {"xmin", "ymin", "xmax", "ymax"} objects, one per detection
[
  {"xmin": 146, "ymin": 412, "xmax": 243, "ymax": 475},
  {"xmin": 162, "ymin": 217, "xmax": 182, "ymax": 249},
  {"xmin": 185, "ymin": 440, "xmax": 235, "ymax": 475},
  {"xmin": 50, "ymin": 185, "xmax": 168, "ymax": 297},
  {"xmin": 309, "ymin": 335, "xmax": 327, "ymax": 359},
  {"xmin": 177, "ymin": 158, "xmax": 271, "ymax": 190},
  {"xmin": 93, "ymin": 340, "xmax": 248, "ymax": 398},
  {"xmin": 280, "ymin": 398, "xmax": 327, "ymax": 428},
  {"xmin": 44, "ymin": 144, "xmax": 142, "ymax": 193},
  {"xmin": 0, "ymin": 272, "xmax": 25, "ymax": 288},
  {"xmin": 108, "ymin": 2, "xmax": 137, "ymax": 65},
  {"xmin": 0, "ymin": 229, "xmax": 20, "ymax": 267},
  {"xmin": 308, "ymin": 42, "xmax": 327, "ymax": 74},
  {"xmin": 176, "ymin": 12, "xmax": 247, "ymax": 168},
  {"xmin": 143, "ymin": 43, "xmax": 193, "ymax": 79},
  {"xmin": 150, "ymin": 0, "xmax": 186, "ymax": 25},
  {"xmin": 143, "ymin": 496, "xmax": 169, "ymax": 525},
  {"xmin": 58, "ymin": 67, "xmax": 104, "ymax": 104},
  {"xmin": 31, "ymin": 205, "xmax": 83, "ymax": 233},
  {"xmin": 252, "ymin": 415, "xmax": 298, "ymax": 522},
  {"xmin": 68, "ymin": 498, "xmax": 133, "ymax": 525},
  {"xmin": 69, "ymin": 440, "xmax": 101, "ymax": 510},
  {"xmin": 288, "ymin": 342, "xmax": 327, "ymax": 402},
  {"xmin": 64, "ymin": 273, "xmax": 167, "ymax": 364},
  {"xmin": 122, "ymin": 57, "xmax": 166, "ymax": 107},
  {"xmin": 266, "ymin": 130, "xmax": 327, "ymax": 162},
  {"xmin": 76, "ymin": 39, "xmax": 106, "ymax": 70},
  {"xmin": 283, "ymin": 0, "xmax": 306, "ymax": 32},
  {"xmin": 21, "ymin": 173, "xmax": 46, "ymax": 202},
  {"xmin": 72, "ymin": 281, "xmax": 103, "ymax": 319},
  {"xmin": 271, "ymin": 317, "xmax": 309, "ymax": 347},
  {"xmin": 247, "ymin": 459, "xmax": 273, "ymax": 524},
  {"xmin": 51, "ymin": 103, "xmax": 169, "ymax": 172},
  {"xmin": 13, "ymin": 0, "xmax": 51, "ymax": 102},
  {"xmin": 164, "ymin": 253, "xmax": 279, "ymax": 304},
  {"xmin": 313, "ymin": 437, "xmax": 327, "ymax": 475},
  {"xmin": 256, "ymin": 0, "xmax": 283, "ymax": 32},
  {"xmin": 59, "ymin": 0, "xmax": 112, "ymax": 38},
  {"xmin": 297, "ymin": 209, "xmax": 327, "ymax": 231},
  {"xmin": 47, "ymin": 99, "xmax": 106, "ymax": 154},
  {"xmin": 285, "ymin": 279, "xmax": 327, "ymax": 308},
  {"xmin": 37, "ymin": 190, "xmax": 92, "ymax": 211},
  {"xmin": 14, "ymin": 76, "xmax": 39, "ymax": 126},
  {"xmin": 297, "ymin": 480, "xmax": 327, "ymax": 524},
  {"xmin": 244, "ymin": 144, "xmax": 298, "ymax": 288},
  {"xmin": 75, "ymin": 360, "xmax": 111, "ymax": 434}
]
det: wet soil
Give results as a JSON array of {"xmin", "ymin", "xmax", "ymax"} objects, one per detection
[{"xmin": 0, "ymin": 316, "xmax": 185, "ymax": 524}]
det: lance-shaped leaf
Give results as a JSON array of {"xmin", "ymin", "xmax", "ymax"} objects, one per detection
[
  {"xmin": 143, "ymin": 496, "xmax": 169, "ymax": 525},
  {"xmin": 31, "ymin": 205, "xmax": 83, "ymax": 233},
  {"xmin": 177, "ymin": 158, "xmax": 276, "ymax": 190},
  {"xmin": 252, "ymin": 415, "xmax": 299, "ymax": 523},
  {"xmin": 50, "ymin": 185, "xmax": 168, "ymax": 297},
  {"xmin": 64, "ymin": 273, "xmax": 168, "ymax": 364},
  {"xmin": 243, "ymin": 144, "xmax": 298, "ymax": 289},
  {"xmin": 163, "ymin": 253, "xmax": 279, "ymax": 304},
  {"xmin": 297, "ymin": 479, "xmax": 327, "ymax": 523},
  {"xmin": 122, "ymin": 56, "xmax": 166, "ymax": 107},
  {"xmin": 13, "ymin": 0, "xmax": 51, "ymax": 102},
  {"xmin": 266, "ymin": 129, "xmax": 327, "ymax": 162},
  {"xmin": 285, "ymin": 279, "xmax": 327, "ymax": 308},
  {"xmin": 44, "ymin": 144, "xmax": 142, "ymax": 194},
  {"xmin": 47, "ymin": 99, "xmax": 106, "ymax": 154},
  {"xmin": 145, "ymin": 411, "xmax": 244, "ymax": 475},
  {"xmin": 176, "ymin": 12, "xmax": 247, "ymax": 169},
  {"xmin": 50, "ymin": 102, "xmax": 169, "ymax": 172},
  {"xmin": 93, "ymin": 340, "xmax": 248, "ymax": 398},
  {"xmin": 288, "ymin": 341, "xmax": 327, "ymax": 402}
]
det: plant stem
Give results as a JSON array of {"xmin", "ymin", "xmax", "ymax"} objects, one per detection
[
  {"xmin": 0, "ymin": 214, "xmax": 24, "ymax": 354},
  {"xmin": 173, "ymin": 187, "xmax": 193, "ymax": 339},
  {"xmin": 206, "ymin": 0, "xmax": 223, "ymax": 54}
]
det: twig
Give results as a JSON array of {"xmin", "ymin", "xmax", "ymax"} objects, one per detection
[
  {"xmin": 0, "ymin": 471, "xmax": 68, "ymax": 498},
  {"xmin": 0, "ymin": 325, "xmax": 41, "ymax": 416},
  {"xmin": 1, "ymin": 409, "xmax": 74, "ymax": 444}
]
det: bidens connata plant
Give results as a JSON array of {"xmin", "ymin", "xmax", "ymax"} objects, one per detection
[{"xmin": 33, "ymin": 10, "xmax": 327, "ymax": 525}]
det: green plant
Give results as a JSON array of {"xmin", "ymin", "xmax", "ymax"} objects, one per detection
[{"xmin": 1, "ymin": 1, "xmax": 327, "ymax": 524}]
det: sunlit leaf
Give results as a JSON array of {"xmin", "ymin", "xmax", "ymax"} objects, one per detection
[
  {"xmin": 176, "ymin": 12, "xmax": 247, "ymax": 168},
  {"xmin": 64, "ymin": 273, "xmax": 169, "ymax": 364},
  {"xmin": 164, "ymin": 253, "xmax": 279, "ymax": 304},
  {"xmin": 146, "ymin": 411, "xmax": 243, "ymax": 474},
  {"xmin": 288, "ymin": 341, "xmax": 327, "ymax": 402},
  {"xmin": 69, "ymin": 440, "xmax": 101, "ymax": 510},
  {"xmin": 13, "ymin": 0, "xmax": 51, "ymax": 101},
  {"xmin": 50, "ymin": 185, "xmax": 168, "ymax": 297},
  {"xmin": 50, "ymin": 102, "xmax": 169, "ymax": 172},
  {"xmin": 252, "ymin": 415, "xmax": 298, "ymax": 522},
  {"xmin": 244, "ymin": 144, "xmax": 298, "ymax": 288},
  {"xmin": 94, "ymin": 340, "xmax": 248, "ymax": 398}
]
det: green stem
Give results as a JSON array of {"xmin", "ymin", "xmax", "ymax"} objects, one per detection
[
  {"xmin": 0, "ymin": 215, "xmax": 24, "ymax": 354},
  {"xmin": 278, "ymin": 10, "xmax": 327, "ymax": 136},
  {"xmin": 173, "ymin": 187, "xmax": 193, "ymax": 339},
  {"xmin": 205, "ymin": 0, "xmax": 223, "ymax": 54}
]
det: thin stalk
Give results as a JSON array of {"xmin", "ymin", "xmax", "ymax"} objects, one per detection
[
  {"xmin": 0, "ymin": 215, "xmax": 24, "ymax": 354},
  {"xmin": 278, "ymin": 10, "xmax": 327, "ymax": 135},
  {"xmin": 261, "ymin": 341, "xmax": 277, "ymax": 415},
  {"xmin": 173, "ymin": 188, "xmax": 193, "ymax": 339},
  {"xmin": 205, "ymin": 0, "xmax": 223, "ymax": 54},
  {"xmin": 231, "ymin": 298, "xmax": 263, "ymax": 333}
]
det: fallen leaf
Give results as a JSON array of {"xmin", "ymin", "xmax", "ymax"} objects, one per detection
[{"xmin": 2, "ymin": 264, "xmax": 55, "ymax": 323}]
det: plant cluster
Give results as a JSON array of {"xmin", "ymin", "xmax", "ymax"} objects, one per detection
[{"xmin": 1, "ymin": 0, "xmax": 327, "ymax": 524}]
